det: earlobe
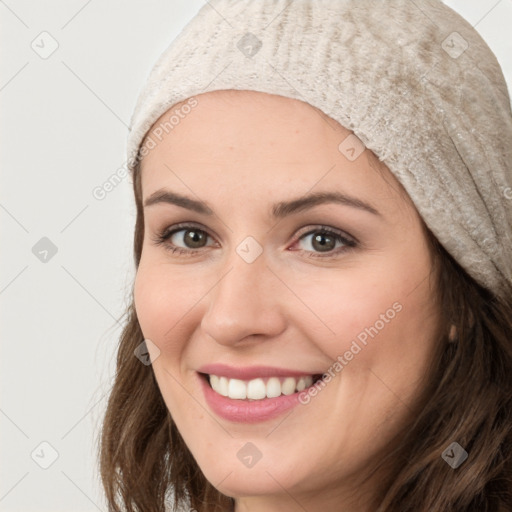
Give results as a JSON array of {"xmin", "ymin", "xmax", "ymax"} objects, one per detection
[
  {"xmin": 448, "ymin": 324, "xmax": 457, "ymax": 343},
  {"xmin": 448, "ymin": 305, "xmax": 476, "ymax": 342}
]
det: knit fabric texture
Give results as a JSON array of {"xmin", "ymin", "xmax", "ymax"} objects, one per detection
[{"xmin": 126, "ymin": 0, "xmax": 512, "ymax": 299}]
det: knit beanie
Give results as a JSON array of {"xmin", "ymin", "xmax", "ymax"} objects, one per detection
[{"xmin": 126, "ymin": 0, "xmax": 512, "ymax": 299}]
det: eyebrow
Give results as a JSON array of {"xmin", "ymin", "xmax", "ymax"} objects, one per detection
[{"xmin": 143, "ymin": 189, "xmax": 382, "ymax": 218}]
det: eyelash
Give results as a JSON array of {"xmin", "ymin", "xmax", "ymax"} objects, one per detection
[{"xmin": 151, "ymin": 222, "xmax": 358, "ymax": 259}]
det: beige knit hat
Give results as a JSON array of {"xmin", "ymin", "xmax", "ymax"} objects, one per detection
[{"xmin": 126, "ymin": 0, "xmax": 512, "ymax": 299}]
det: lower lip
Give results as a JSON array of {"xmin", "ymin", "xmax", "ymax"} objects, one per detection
[{"xmin": 198, "ymin": 373, "xmax": 305, "ymax": 424}]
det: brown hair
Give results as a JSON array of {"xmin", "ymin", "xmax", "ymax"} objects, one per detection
[{"xmin": 99, "ymin": 160, "xmax": 512, "ymax": 512}]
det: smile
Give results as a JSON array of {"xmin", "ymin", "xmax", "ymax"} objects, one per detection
[
  {"xmin": 197, "ymin": 366, "xmax": 325, "ymax": 423},
  {"xmin": 206, "ymin": 374, "xmax": 321, "ymax": 400}
]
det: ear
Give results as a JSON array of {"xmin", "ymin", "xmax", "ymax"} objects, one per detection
[{"xmin": 448, "ymin": 324, "xmax": 457, "ymax": 342}]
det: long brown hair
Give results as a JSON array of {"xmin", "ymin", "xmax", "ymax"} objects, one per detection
[{"xmin": 99, "ymin": 160, "xmax": 512, "ymax": 511}]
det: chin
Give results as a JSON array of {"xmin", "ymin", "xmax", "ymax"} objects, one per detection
[{"xmin": 195, "ymin": 449, "xmax": 309, "ymax": 498}]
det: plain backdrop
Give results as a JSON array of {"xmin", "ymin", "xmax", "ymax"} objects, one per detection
[{"xmin": 1, "ymin": 1, "xmax": 511, "ymax": 510}]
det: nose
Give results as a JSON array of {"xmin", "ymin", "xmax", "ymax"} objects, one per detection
[{"xmin": 200, "ymin": 250, "xmax": 287, "ymax": 347}]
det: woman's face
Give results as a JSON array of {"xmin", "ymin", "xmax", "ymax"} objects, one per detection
[{"xmin": 134, "ymin": 90, "xmax": 440, "ymax": 510}]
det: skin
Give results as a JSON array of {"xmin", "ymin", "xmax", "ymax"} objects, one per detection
[{"xmin": 133, "ymin": 90, "xmax": 441, "ymax": 512}]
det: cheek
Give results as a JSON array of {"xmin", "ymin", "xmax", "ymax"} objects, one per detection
[
  {"xmin": 133, "ymin": 265, "xmax": 199, "ymax": 411},
  {"xmin": 133, "ymin": 260, "xmax": 214, "ymax": 363},
  {"xmin": 334, "ymin": 270, "xmax": 439, "ymax": 404},
  {"xmin": 306, "ymin": 258, "xmax": 438, "ymax": 383},
  {"xmin": 293, "ymin": 265, "xmax": 408, "ymax": 362},
  {"xmin": 133, "ymin": 264, "xmax": 183, "ymax": 352}
]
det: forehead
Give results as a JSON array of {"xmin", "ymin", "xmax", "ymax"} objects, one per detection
[
  {"xmin": 138, "ymin": 90, "xmax": 410, "ymax": 215},
  {"xmin": 143, "ymin": 90, "xmax": 348, "ymax": 163}
]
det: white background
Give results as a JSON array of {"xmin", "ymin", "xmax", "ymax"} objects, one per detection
[{"xmin": 1, "ymin": 1, "xmax": 511, "ymax": 510}]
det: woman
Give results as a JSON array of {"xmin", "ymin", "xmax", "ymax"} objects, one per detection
[{"xmin": 99, "ymin": 1, "xmax": 512, "ymax": 511}]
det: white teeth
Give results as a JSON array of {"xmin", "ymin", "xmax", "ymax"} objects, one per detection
[
  {"xmin": 218, "ymin": 376, "xmax": 229, "ymax": 397},
  {"xmin": 228, "ymin": 378, "xmax": 246, "ymax": 399},
  {"xmin": 247, "ymin": 378, "xmax": 266, "ymax": 399},
  {"xmin": 296, "ymin": 376, "xmax": 313, "ymax": 391},
  {"xmin": 208, "ymin": 374, "xmax": 315, "ymax": 400},
  {"xmin": 281, "ymin": 377, "xmax": 297, "ymax": 395},
  {"xmin": 266, "ymin": 377, "xmax": 281, "ymax": 398}
]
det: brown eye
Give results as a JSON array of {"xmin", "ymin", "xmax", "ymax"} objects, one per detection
[
  {"xmin": 179, "ymin": 229, "xmax": 208, "ymax": 249},
  {"xmin": 153, "ymin": 223, "xmax": 357, "ymax": 259},
  {"xmin": 292, "ymin": 225, "xmax": 358, "ymax": 259},
  {"xmin": 151, "ymin": 223, "xmax": 215, "ymax": 255},
  {"xmin": 309, "ymin": 232, "xmax": 337, "ymax": 252}
]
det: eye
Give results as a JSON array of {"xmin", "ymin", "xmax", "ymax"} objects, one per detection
[
  {"xmin": 151, "ymin": 223, "xmax": 357, "ymax": 258},
  {"xmin": 151, "ymin": 223, "xmax": 215, "ymax": 256},
  {"xmin": 291, "ymin": 225, "xmax": 357, "ymax": 258}
]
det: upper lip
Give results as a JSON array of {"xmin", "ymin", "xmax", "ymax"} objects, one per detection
[{"xmin": 197, "ymin": 363, "xmax": 322, "ymax": 381}]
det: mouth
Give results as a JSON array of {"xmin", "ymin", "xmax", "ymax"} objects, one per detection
[
  {"xmin": 199, "ymin": 372, "xmax": 324, "ymax": 401},
  {"xmin": 196, "ymin": 364, "xmax": 328, "ymax": 423}
]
